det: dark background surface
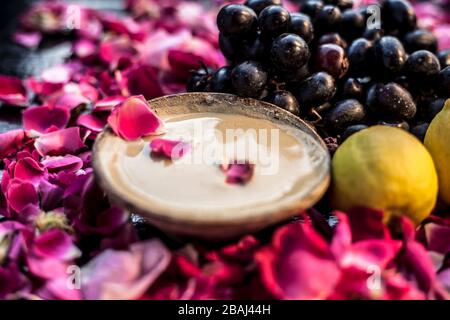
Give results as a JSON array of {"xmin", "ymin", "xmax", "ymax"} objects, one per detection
[{"xmin": 0, "ymin": 0, "xmax": 125, "ymax": 132}]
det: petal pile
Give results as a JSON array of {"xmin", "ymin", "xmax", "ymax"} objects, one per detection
[{"xmin": 0, "ymin": 0, "xmax": 448, "ymax": 300}]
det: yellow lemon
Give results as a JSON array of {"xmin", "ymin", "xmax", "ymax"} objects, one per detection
[
  {"xmin": 331, "ymin": 125, "xmax": 438, "ymax": 225},
  {"xmin": 425, "ymin": 99, "xmax": 450, "ymax": 205}
]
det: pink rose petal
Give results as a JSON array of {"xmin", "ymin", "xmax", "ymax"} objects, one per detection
[
  {"xmin": 93, "ymin": 96, "xmax": 125, "ymax": 112},
  {"xmin": 149, "ymin": 138, "xmax": 190, "ymax": 160},
  {"xmin": 125, "ymin": 64, "xmax": 165, "ymax": 100},
  {"xmin": 256, "ymin": 223, "xmax": 341, "ymax": 300},
  {"xmin": 6, "ymin": 179, "xmax": 39, "ymax": 213},
  {"xmin": 0, "ymin": 75, "xmax": 28, "ymax": 107},
  {"xmin": 34, "ymin": 127, "xmax": 86, "ymax": 156},
  {"xmin": 23, "ymin": 105, "xmax": 71, "ymax": 133},
  {"xmin": 0, "ymin": 129, "xmax": 30, "ymax": 159},
  {"xmin": 13, "ymin": 31, "xmax": 42, "ymax": 49},
  {"xmin": 221, "ymin": 161, "xmax": 255, "ymax": 185},
  {"xmin": 42, "ymin": 155, "xmax": 83, "ymax": 173},
  {"xmin": 81, "ymin": 239, "xmax": 171, "ymax": 300},
  {"xmin": 424, "ymin": 223, "xmax": 450, "ymax": 255},
  {"xmin": 107, "ymin": 95, "xmax": 165, "ymax": 141},
  {"xmin": 33, "ymin": 229, "xmax": 81, "ymax": 261},
  {"xmin": 13, "ymin": 157, "xmax": 46, "ymax": 185},
  {"xmin": 77, "ymin": 114, "xmax": 106, "ymax": 132}
]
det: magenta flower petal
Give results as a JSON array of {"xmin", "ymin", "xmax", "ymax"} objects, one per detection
[
  {"xmin": 23, "ymin": 105, "xmax": 70, "ymax": 133},
  {"xmin": 346, "ymin": 207, "xmax": 391, "ymax": 242},
  {"xmin": 221, "ymin": 161, "xmax": 255, "ymax": 185},
  {"xmin": 73, "ymin": 39, "xmax": 96, "ymax": 60},
  {"xmin": 41, "ymin": 65, "xmax": 72, "ymax": 84},
  {"xmin": 107, "ymin": 95, "xmax": 165, "ymax": 141},
  {"xmin": 77, "ymin": 114, "xmax": 106, "ymax": 132},
  {"xmin": 149, "ymin": 138, "xmax": 190, "ymax": 160},
  {"xmin": 35, "ymin": 127, "xmax": 86, "ymax": 156},
  {"xmin": 13, "ymin": 31, "xmax": 42, "ymax": 49},
  {"xmin": 0, "ymin": 75, "xmax": 28, "ymax": 107},
  {"xmin": 52, "ymin": 92, "xmax": 90, "ymax": 111},
  {"xmin": 93, "ymin": 96, "xmax": 125, "ymax": 112},
  {"xmin": 167, "ymin": 49, "xmax": 205, "ymax": 80},
  {"xmin": 42, "ymin": 155, "xmax": 83, "ymax": 173},
  {"xmin": 81, "ymin": 240, "xmax": 171, "ymax": 300},
  {"xmin": 13, "ymin": 157, "xmax": 46, "ymax": 185},
  {"xmin": 0, "ymin": 264, "xmax": 30, "ymax": 299},
  {"xmin": 256, "ymin": 223, "xmax": 341, "ymax": 300},
  {"xmin": 33, "ymin": 229, "xmax": 81, "ymax": 261},
  {"xmin": 6, "ymin": 179, "xmax": 39, "ymax": 213},
  {"xmin": 435, "ymin": 24, "xmax": 450, "ymax": 50},
  {"xmin": 125, "ymin": 65, "xmax": 165, "ymax": 100},
  {"xmin": 0, "ymin": 129, "xmax": 30, "ymax": 159},
  {"xmin": 424, "ymin": 223, "xmax": 450, "ymax": 255}
]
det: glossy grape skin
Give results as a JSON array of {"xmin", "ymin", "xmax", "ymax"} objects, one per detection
[
  {"xmin": 217, "ymin": 5, "xmax": 258, "ymax": 37},
  {"xmin": 244, "ymin": 0, "xmax": 282, "ymax": 15},
  {"xmin": 231, "ymin": 61, "xmax": 268, "ymax": 98},
  {"xmin": 289, "ymin": 13, "xmax": 314, "ymax": 44},
  {"xmin": 403, "ymin": 30, "xmax": 438, "ymax": 54},
  {"xmin": 405, "ymin": 50, "xmax": 441, "ymax": 80},
  {"xmin": 363, "ymin": 28, "xmax": 384, "ymax": 41},
  {"xmin": 410, "ymin": 122, "xmax": 429, "ymax": 142},
  {"xmin": 313, "ymin": 5, "xmax": 342, "ymax": 35},
  {"xmin": 369, "ymin": 82, "xmax": 417, "ymax": 120},
  {"xmin": 438, "ymin": 66, "xmax": 450, "ymax": 95},
  {"xmin": 279, "ymin": 64, "xmax": 310, "ymax": 85},
  {"xmin": 378, "ymin": 120, "xmax": 410, "ymax": 131},
  {"xmin": 219, "ymin": 33, "xmax": 265, "ymax": 63},
  {"xmin": 271, "ymin": 34, "xmax": 310, "ymax": 70},
  {"xmin": 300, "ymin": 0, "xmax": 324, "ymax": 18},
  {"xmin": 259, "ymin": 5, "xmax": 291, "ymax": 38},
  {"xmin": 187, "ymin": 68, "xmax": 211, "ymax": 92},
  {"xmin": 324, "ymin": 99, "xmax": 366, "ymax": 132},
  {"xmin": 347, "ymin": 38, "xmax": 374, "ymax": 76},
  {"xmin": 314, "ymin": 44, "xmax": 349, "ymax": 79},
  {"xmin": 374, "ymin": 36, "xmax": 407, "ymax": 74},
  {"xmin": 341, "ymin": 78, "xmax": 363, "ymax": 100},
  {"xmin": 340, "ymin": 124, "xmax": 368, "ymax": 142},
  {"xmin": 318, "ymin": 33, "xmax": 347, "ymax": 49},
  {"xmin": 207, "ymin": 67, "xmax": 233, "ymax": 93},
  {"xmin": 340, "ymin": 9, "xmax": 365, "ymax": 41},
  {"xmin": 324, "ymin": 0, "xmax": 354, "ymax": 11},
  {"xmin": 265, "ymin": 90, "xmax": 301, "ymax": 115},
  {"xmin": 426, "ymin": 98, "xmax": 445, "ymax": 121},
  {"xmin": 438, "ymin": 50, "xmax": 450, "ymax": 68},
  {"xmin": 381, "ymin": 0, "xmax": 417, "ymax": 35},
  {"xmin": 294, "ymin": 72, "xmax": 337, "ymax": 108}
]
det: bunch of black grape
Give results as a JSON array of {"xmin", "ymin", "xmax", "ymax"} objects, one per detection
[{"xmin": 187, "ymin": 0, "xmax": 450, "ymax": 144}]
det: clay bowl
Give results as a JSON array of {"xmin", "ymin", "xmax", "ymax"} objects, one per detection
[{"xmin": 93, "ymin": 93, "xmax": 330, "ymax": 240}]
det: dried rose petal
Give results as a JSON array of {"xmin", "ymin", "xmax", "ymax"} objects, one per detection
[
  {"xmin": 0, "ymin": 75, "xmax": 28, "ymax": 107},
  {"xmin": 23, "ymin": 105, "xmax": 71, "ymax": 133},
  {"xmin": 125, "ymin": 65, "xmax": 165, "ymax": 100},
  {"xmin": 73, "ymin": 39, "xmax": 96, "ymax": 60},
  {"xmin": 42, "ymin": 155, "xmax": 83, "ymax": 173},
  {"xmin": 256, "ymin": 223, "xmax": 341, "ymax": 300},
  {"xmin": 0, "ymin": 129, "xmax": 30, "ymax": 159},
  {"xmin": 77, "ymin": 114, "xmax": 106, "ymax": 133},
  {"xmin": 13, "ymin": 157, "xmax": 47, "ymax": 185},
  {"xmin": 150, "ymin": 138, "xmax": 190, "ymax": 160},
  {"xmin": 424, "ymin": 223, "xmax": 450, "ymax": 255},
  {"xmin": 13, "ymin": 31, "xmax": 42, "ymax": 49},
  {"xmin": 6, "ymin": 179, "xmax": 39, "ymax": 213},
  {"xmin": 81, "ymin": 240, "xmax": 171, "ymax": 300},
  {"xmin": 33, "ymin": 229, "xmax": 80, "ymax": 261},
  {"xmin": 221, "ymin": 161, "xmax": 255, "ymax": 185},
  {"xmin": 107, "ymin": 95, "xmax": 165, "ymax": 141},
  {"xmin": 35, "ymin": 127, "xmax": 86, "ymax": 156},
  {"xmin": 93, "ymin": 96, "xmax": 125, "ymax": 112}
]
